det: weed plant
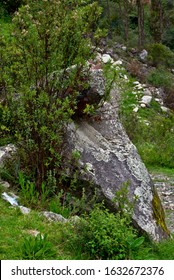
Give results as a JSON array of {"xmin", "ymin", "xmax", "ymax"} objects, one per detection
[{"xmin": 20, "ymin": 234, "xmax": 57, "ymax": 260}]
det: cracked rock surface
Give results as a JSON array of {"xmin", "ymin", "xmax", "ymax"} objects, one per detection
[{"xmin": 67, "ymin": 86, "xmax": 169, "ymax": 241}]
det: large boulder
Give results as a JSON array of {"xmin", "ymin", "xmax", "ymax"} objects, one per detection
[{"xmin": 67, "ymin": 86, "xmax": 170, "ymax": 242}]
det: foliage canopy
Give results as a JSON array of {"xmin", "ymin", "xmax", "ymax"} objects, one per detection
[{"xmin": 1, "ymin": 0, "xmax": 103, "ymax": 190}]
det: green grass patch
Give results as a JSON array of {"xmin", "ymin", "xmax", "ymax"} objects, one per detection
[
  {"xmin": 0, "ymin": 198, "xmax": 77, "ymax": 260},
  {"xmin": 148, "ymin": 166, "xmax": 174, "ymax": 177},
  {"xmin": 1, "ymin": 195, "xmax": 174, "ymax": 260}
]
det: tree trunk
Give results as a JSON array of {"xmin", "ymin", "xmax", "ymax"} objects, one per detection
[
  {"xmin": 137, "ymin": 0, "xmax": 145, "ymax": 48},
  {"xmin": 150, "ymin": 0, "xmax": 164, "ymax": 42}
]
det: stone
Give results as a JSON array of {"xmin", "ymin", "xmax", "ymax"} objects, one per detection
[
  {"xmin": 42, "ymin": 211, "xmax": 67, "ymax": 223},
  {"xmin": 0, "ymin": 144, "xmax": 16, "ymax": 166},
  {"xmin": 124, "ymin": 75, "xmax": 128, "ymax": 80},
  {"xmin": 161, "ymin": 106, "xmax": 169, "ymax": 113},
  {"xmin": 155, "ymin": 98, "xmax": 163, "ymax": 105},
  {"xmin": 26, "ymin": 229, "xmax": 43, "ymax": 238},
  {"xmin": 143, "ymin": 88, "xmax": 152, "ymax": 96},
  {"xmin": 68, "ymin": 215, "xmax": 81, "ymax": 225},
  {"xmin": 101, "ymin": 54, "xmax": 114, "ymax": 64},
  {"xmin": 19, "ymin": 206, "xmax": 31, "ymax": 214},
  {"xmin": 135, "ymin": 84, "xmax": 144, "ymax": 90},
  {"xmin": 66, "ymin": 86, "xmax": 169, "ymax": 241},
  {"xmin": 113, "ymin": 59, "xmax": 123, "ymax": 66},
  {"xmin": 133, "ymin": 106, "xmax": 139, "ymax": 113},
  {"xmin": 2, "ymin": 192, "xmax": 19, "ymax": 206},
  {"xmin": 0, "ymin": 180, "xmax": 10, "ymax": 189},
  {"xmin": 133, "ymin": 81, "xmax": 140, "ymax": 85},
  {"xmin": 122, "ymin": 46, "xmax": 127, "ymax": 51},
  {"xmin": 139, "ymin": 49, "xmax": 148, "ymax": 61},
  {"xmin": 140, "ymin": 95, "xmax": 152, "ymax": 105}
]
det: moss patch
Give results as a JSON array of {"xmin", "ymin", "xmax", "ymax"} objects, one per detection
[{"xmin": 152, "ymin": 188, "xmax": 170, "ymax": 236}]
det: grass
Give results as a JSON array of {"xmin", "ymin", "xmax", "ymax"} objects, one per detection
[
  {"xmin": 119, "ymin": 69, "xmax": 174, "ymax": 169},
  {"xmin": 148, "ymin": 166, "xmax": 174, "ymax": 177},
  {"xmin": 0, "ymin": 195, "xmax": 85, "ymax": 260},
  {"xmin": 1, "ymin": 189, "xmax": 174, "ymax": 260}
]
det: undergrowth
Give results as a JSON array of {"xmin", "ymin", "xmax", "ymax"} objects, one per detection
[{"xmin": 119, "ymin": 69, "xmax": 174, "ymax": 169}]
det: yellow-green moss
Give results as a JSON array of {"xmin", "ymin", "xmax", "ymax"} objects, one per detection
[{"xmin": 152, "ymin": 188, "xmax": 170, "ymax": 235}]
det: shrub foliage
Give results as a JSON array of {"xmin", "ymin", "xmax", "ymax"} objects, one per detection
[{"xmin": 1, "ymin": 0, "xmax": 102, "ymax": 191}]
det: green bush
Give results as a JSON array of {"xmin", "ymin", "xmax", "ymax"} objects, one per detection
[
  {"xmin": 163, "ymin": 27, "xmax": 174, "ymax": 51},
  {"xmin": 134, "ymin": 115, "xmax": 174, "ymax": 168},
  {"xmin": 2, "ymin": 0, "xmax": 103, "ymax": 191},
  {"xmin": 65, "ymin": 205, "xmax": 144, "ymax": 260},
  {"xmin": 147, "ymin": 43, "xmax": 174, "ymax": 68},
  {"xmin": 147, "ymin": 67, "xmax": 174, "ymax": 90}
]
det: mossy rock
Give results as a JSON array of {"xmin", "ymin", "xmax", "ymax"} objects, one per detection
[{"xmin": 152, "ymin": 188, "xmax": 170, "ymax": 236}]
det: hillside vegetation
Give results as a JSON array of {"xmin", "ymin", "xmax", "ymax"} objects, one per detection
[{"xmin": 1, "ymin": 0, "xmax": 174, "ymax": 260}]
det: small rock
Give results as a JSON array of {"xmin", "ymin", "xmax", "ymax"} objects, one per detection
[
  {"xmin": 161, "ymin": 106, "xmax": 168, "ymax": 113},
  {"xmin": 19, "ymin": 206, "xmax": 31, "ymax": 215},
  {"xmin": 143, "ymin": 88, "xmax": 152, "ymax": 96},
  {"xmin": 26, "ymin": 229, "xmax": 43, "ymax": 238},
  {"xmin": 133, "ymin": 106, "xmax": 139, "ymax": 113},
  {"xmin": 140, "ymin": 95, "xmax": 152, "ymax": 105},
  {"xmin": 140, "ymin": 103, "xmax": 146, "ymax": 108},
  {"xmin": 124, "ymin": 75, "xmax": 128, "ymax": 80},
  {"xmin": 42, "ymin": 211, "xmax": 67, "ymax": 223},
  {"xmin": 0, "ymin": 144, "xmax": 16, "ymax": 166},
  {"xmin": 139, "ymin": 49, "xmax": 148, "ymax": 61},
  {"xmin": 101, "ymin": 54, "xmax": 113, "ymax": 64},
  {"xmin": 133, "ymin": 81, "xmax": 140, "ymax": 85},
  {"xmin": 143, "ymin": 120, "xmax": 150, "ymax": 126},
  {"xmin": 68, "ymin": 215, "xmax": 81, "ymax": 225},
  {"xmin": 96, "ymin": 52, "xmax": 102, "ymax": 60},
  {"xmin": 135, "ymin": 84, "xmax": 144, "ymax": 90},
  {"xmin": 122, "ymin": 46, "xmax": 127, "ymax": 51},
  {"xmin": 155, "ymin": 98, "xmax": 163, "ymax": 105},
  {"xmin": 2, "ymin": 192, "xmax": 19, "ymax": 206},
  {"xmin": 0, "ymin": 180, "xmax": 10, "ymax": 189},
  {"xmin": 113, "ymin": 59, "xmax": 123, "ymax": 66}
]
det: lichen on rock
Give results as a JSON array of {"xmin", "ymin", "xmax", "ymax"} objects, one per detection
[{"xmin": 66, "ymin": 85, "xmax": 170, "ymax": 241}]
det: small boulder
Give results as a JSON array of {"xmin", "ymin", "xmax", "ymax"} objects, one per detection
[
  {"xmin": 161, "ymin": 106, "xmax": 169, "ymax": 113},
  {"xmin": 140, "ymin": 95, "xmax": 152, "ymax": 106},
  {"xmin": 0, "ymin": 144, "xmax": 16, "ymax": 166},
  {"xmin": 0, "ymin": 180, "xmax": 10, "ymax": 189},
  {"xmin": 2, "ymin": 192, "xmax": 19, "ymax": 206},
  {"xmin": 101, "ymin": 54, "xmax": 114, "ymax": 64},
  {"xmin": 19, "ymin": 206, "xmax": 31, "ymax": 215},
  {"xmin": 139, "ymin": 49, "xmax": 148, "ymax": 61},
  {"xmin": 42, "ymin": 211, "xmax": 67, "ymax": 223}
]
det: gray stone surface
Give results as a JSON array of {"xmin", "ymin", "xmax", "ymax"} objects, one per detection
[
  {"xmin": 67, "ymin": 87, "xmax": 169, "ymax": 241},
  {"xmin": 2, "ymin": 192, "xmax": 19, "ymax": 206},
  {"xmin": 42, "ymin": 211, "xmax": 67, "ymax": 223},
  {"xmin": 0, "ymin": 144, "xmax": 16, "ymax": 166},
  {"xmin": 19, "ymin": 206, "xmax": 31, "ymax": 215}
]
